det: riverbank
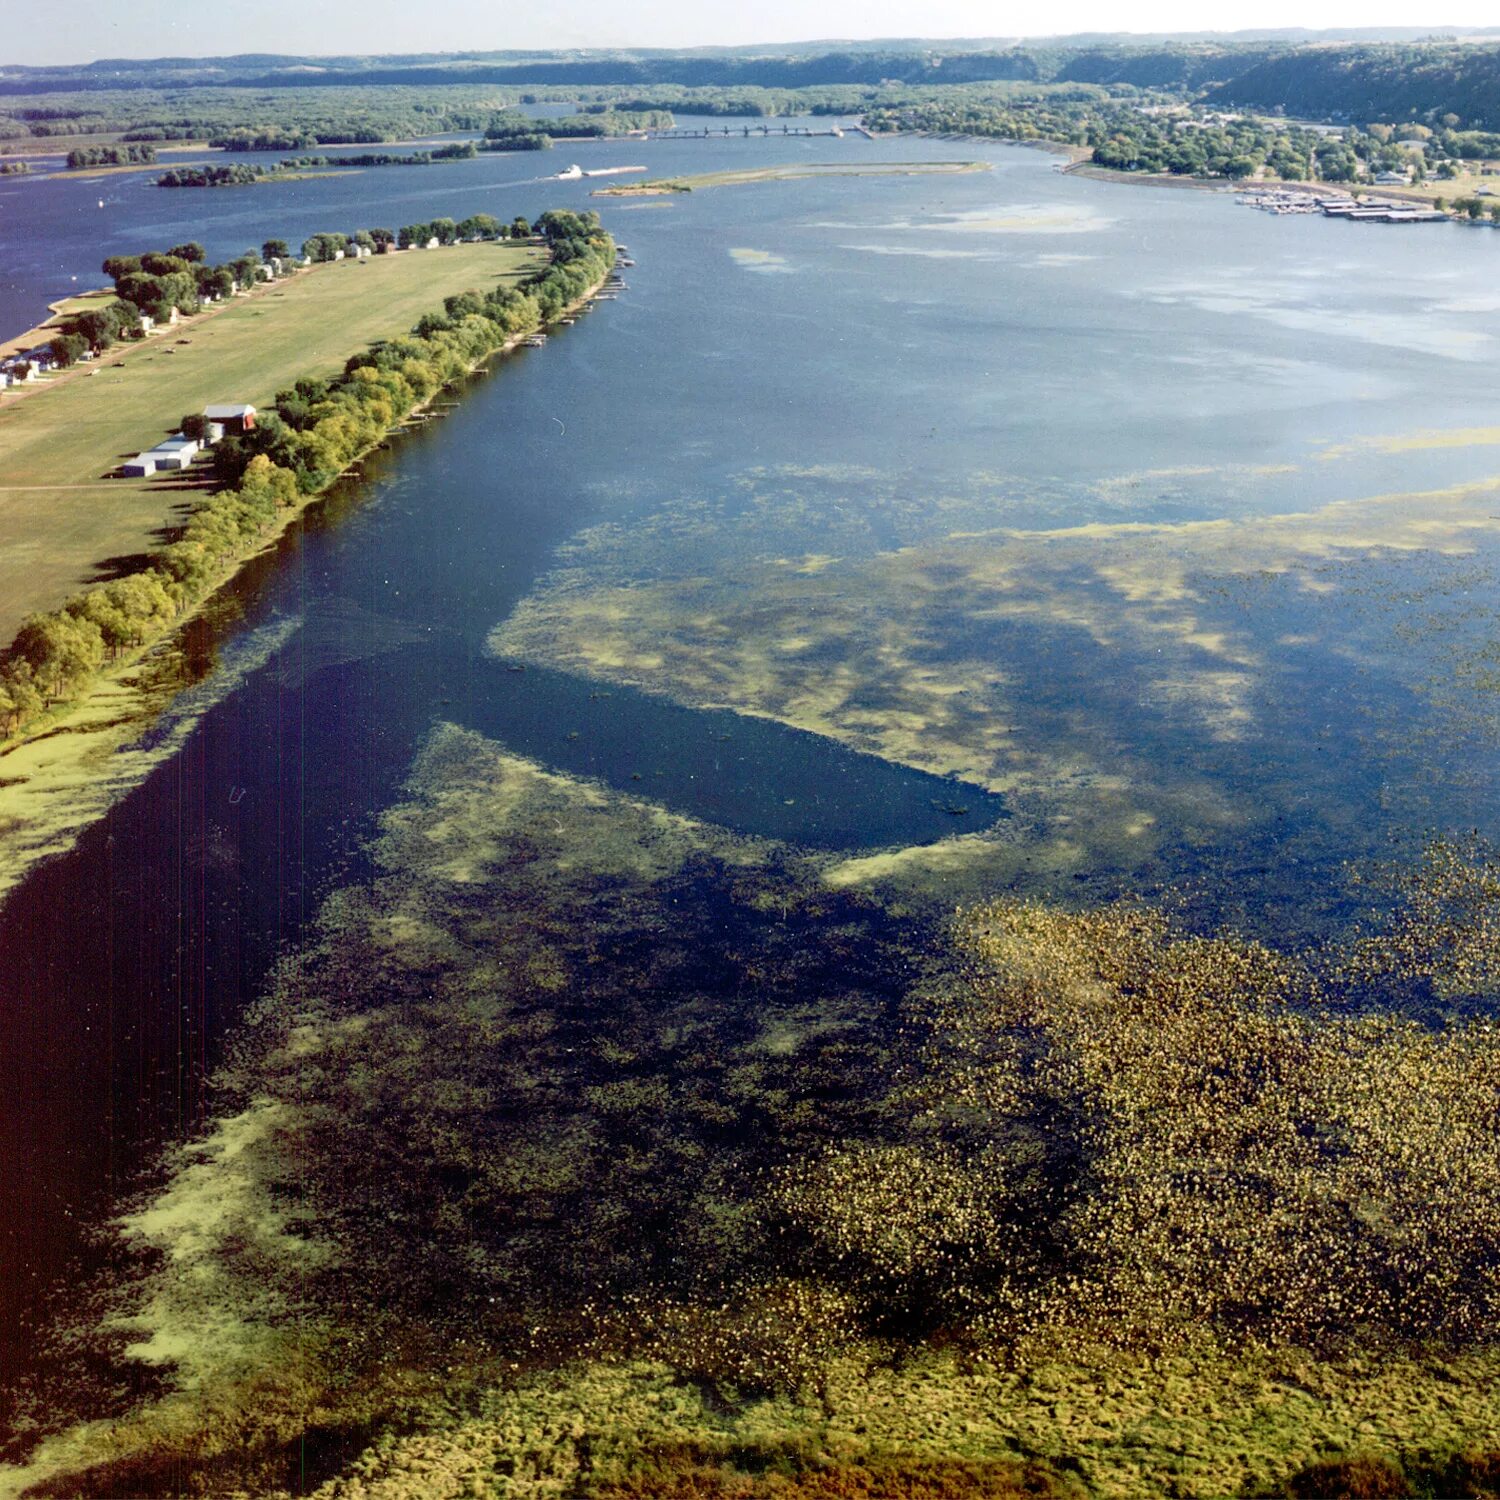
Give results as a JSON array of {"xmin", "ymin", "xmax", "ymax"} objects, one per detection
[
  {"xmin": 0, "ymin": 226, "xmax": 616, "ymax": 891},
  {"xmin": 1062, "ymin": 160, "xmax": 1229, "ymax": 190},
  {"xmin": 0, "ymin": 241, "xmax": 545, "ymax": 647}
]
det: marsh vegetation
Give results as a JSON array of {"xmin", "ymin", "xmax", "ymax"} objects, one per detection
[{"xmin": 6, "ymin": 722, "xmax": 1499, "ymax": 1497}]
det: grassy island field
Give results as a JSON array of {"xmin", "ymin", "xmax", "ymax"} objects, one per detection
[{"xmin": 0, "ymin": 241, "xmax": 543, "ymax": 647}]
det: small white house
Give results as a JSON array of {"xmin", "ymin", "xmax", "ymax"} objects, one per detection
[
  {"xmin": 138, "ymin": 314, "xmax": 155, "ymax": 334},
  {"xmin": 203, "ymin": 420, "xmax": 226, "ymax": 444},
  {"xmin": 425, "ymin": 236, "xmax": 441, "ymax": 249},
  {"xmin": 121, "ymin": 454, "xmax": 158, "ymax": 477}
]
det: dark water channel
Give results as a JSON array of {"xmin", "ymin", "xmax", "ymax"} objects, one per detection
[
  {"xmin": 0, "ymin": 293, "xmax": 996, "ymax": 1388},
  {"xmin": 4, "ymin": 128, "xmax": 1500, "ymax": 1395}
]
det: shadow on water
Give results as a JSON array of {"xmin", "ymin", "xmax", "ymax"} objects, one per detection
[{"xmin": 454, "ymin": 656, "xmax": 1005, "ymax": 849}]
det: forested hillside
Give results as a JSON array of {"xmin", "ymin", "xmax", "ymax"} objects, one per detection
[{"xmin": 1208, "ymin": 44, "xmax": 1500, "ymax": 128}]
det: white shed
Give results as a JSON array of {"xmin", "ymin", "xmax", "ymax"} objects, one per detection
[{"xmin": 121, "ymin": 455, "xmax": 158, "ymax": 477}]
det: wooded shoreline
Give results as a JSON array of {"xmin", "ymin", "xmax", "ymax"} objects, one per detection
[{"xmin": 0, "ymin": 213, "xmax": 617, "ymax": 748}]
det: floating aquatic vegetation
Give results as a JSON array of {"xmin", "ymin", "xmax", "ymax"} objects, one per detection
[
  {"xmin": 487, "ymin": 468, "xmax": 1500, "ymax": 917},
  {"xmin": 729, "ymin": 248, "xmax": 794, "ymax": 274},
  {"xmin": 0, "ymin": 611, "xmax": 301, "ymax": 902},
  {"xmin": 10, "ymin": 726, "xmax": 1500, "ymax": 1497},
  {"xmin": 945, "ymin": 891, "xmax": 1500, "ymax": 1352}
]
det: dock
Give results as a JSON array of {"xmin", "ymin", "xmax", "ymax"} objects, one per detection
[{"xmin": 1237, "ymin": 188, "xmax": 1451, "ymax": 225}]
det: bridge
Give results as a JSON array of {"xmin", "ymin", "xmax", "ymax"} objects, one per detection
[{"xmin": 649, "ymin": 124, "xmax": 846, "ymax": 140}]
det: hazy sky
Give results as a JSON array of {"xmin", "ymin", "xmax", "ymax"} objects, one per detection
[{"xmin": 7, "ymin": 0, "xmax": 1495, "ymax": 67}]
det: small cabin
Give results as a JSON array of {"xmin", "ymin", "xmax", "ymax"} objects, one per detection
[
  {"xmin": 203, "ymin": 403, "xmax": 256, "ymax": 434},
  {"xmin": 121, "ymin": 454, "xmax": 157, "ymax": 477},
  {"xmin": 425, "ymin": 236, "xmax": 441, "ymax": 250}
]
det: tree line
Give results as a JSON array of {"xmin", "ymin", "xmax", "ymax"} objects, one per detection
[
  {"xmin": 0, "ymin": 210, "xmax": 616, "ymax": 738},
  {"xmin": 35, "ymin": 241, "xmax": 266, "ymax": 371},
  {"xmin": 156, "ymin": 141, "xmax": 481, "ymax": 186},
  {"xmin": 0, "ymin": 82, "xmax": 541, "ymax": 152},
  {"xmin": 480, "ymin": 108, "xmax": 672, "ymax": 153},
  {"xmin": 64, "ymin": 143, "xmax": 156, "ymax": 168}
]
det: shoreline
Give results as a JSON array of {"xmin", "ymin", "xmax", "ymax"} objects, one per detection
[
  {"xmin": 0, "ymin": 261, "xmax": 615, "ymax": 893},
  {"xmin": 0, "ymin": 261, "xmax": 308, "ymax": 378}
]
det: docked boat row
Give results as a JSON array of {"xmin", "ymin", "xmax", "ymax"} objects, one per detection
[{"xmin": 1236, "ymin": 188, "xmax": 1449, "ymax": 224}]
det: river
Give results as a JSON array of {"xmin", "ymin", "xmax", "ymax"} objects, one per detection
[{"xmin": 2, "ymin": 122, "xmax": 1499, "ymax": 1409}]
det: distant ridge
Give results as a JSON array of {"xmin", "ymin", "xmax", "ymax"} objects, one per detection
[
  {"xmin": 5, "ymin": 33, "xmax": 1500, "ymax": 127},
  {"xmin": 7, "ymin": 27, "xmax": 1500, "ymax": 77}
]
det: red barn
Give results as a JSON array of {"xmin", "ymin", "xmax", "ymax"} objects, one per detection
[{"xmin": 203, "ymin": 403, "xmax": 256, "ymax": 434}]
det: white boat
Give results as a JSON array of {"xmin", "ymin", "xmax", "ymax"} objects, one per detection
[{"xmin": 556, "ymin": 164, "xmax": 583, "ymax": 181}]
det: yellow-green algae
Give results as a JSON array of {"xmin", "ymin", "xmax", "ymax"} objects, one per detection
[
  {"xmin": 484, "ymin": 467, "xmax": 1500, "ymax": 905},
  {"xmin": 489, "ymin": 475, "xmax": 1500, "ymax": 796},
  {"xmin": 6, "ymin": 726, "xmax": 1500, "ymax": 1499},
  {"xmin": 0, "ymin": 613, "xmax": 299, "ymax": 901},
  {"xmin": 308, "ymin": 1348, "xmax": 1500, "ymax": 1500}
]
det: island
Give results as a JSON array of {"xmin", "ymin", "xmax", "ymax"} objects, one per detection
[{"xmin": 0, "ymin": 210, "xmax": 616, "ymax": 742}]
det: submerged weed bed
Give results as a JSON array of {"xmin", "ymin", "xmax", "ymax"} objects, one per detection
[{"xmin": 6, "ymin": 723, "xmax": 1499, "ymax": 1497}]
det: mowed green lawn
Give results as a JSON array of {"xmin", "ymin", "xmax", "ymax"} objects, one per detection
[{"xmin": 0, "ymin": 241, "xmax": 544, "ymax": 645}]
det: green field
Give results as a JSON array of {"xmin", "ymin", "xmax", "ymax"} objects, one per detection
[{"xmin": 0, "ymin": 241, "xmax": 543, "ymax": 646}]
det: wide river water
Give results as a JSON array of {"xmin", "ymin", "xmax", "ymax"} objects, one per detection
[{"xmin": 2, "ymin": 123, "xmax": 1500, "ymax": 1393}]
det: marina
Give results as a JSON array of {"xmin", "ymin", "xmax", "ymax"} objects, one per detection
[{"xmin": 1237, "ymin": 187, "xmax": 1451, "ymax": 223}]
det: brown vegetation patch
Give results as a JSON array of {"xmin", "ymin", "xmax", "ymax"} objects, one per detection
[{"xmin": 592, "ymin": 1446, "xmax": 1068, "ymax": 1499}]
